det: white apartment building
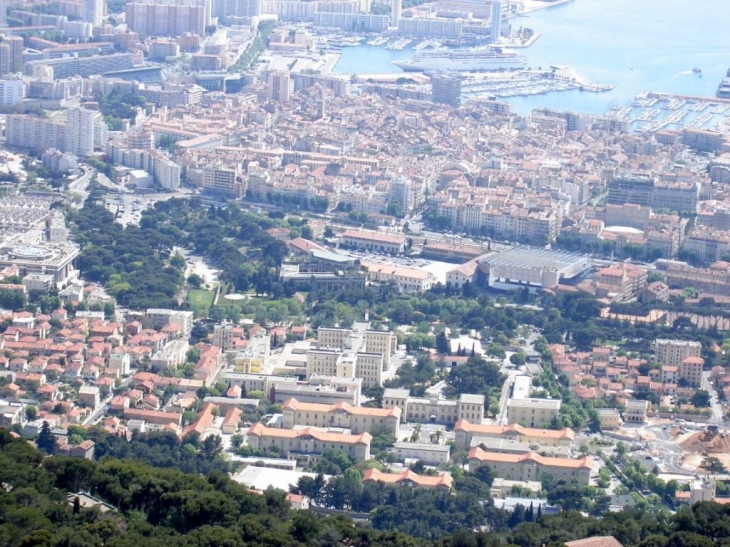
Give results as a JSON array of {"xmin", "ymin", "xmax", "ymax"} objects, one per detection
[
  {"xmin": 66, "ymin": 107, "xmax": 96, "ymax": 157},
  {"xmin": 246, "ymin": 423, "xmax": 371, "ymax": 460},
  {"xmin": 150, "ymin": 340, "xmax": 190, "ymax": 372},
  {"xmin": 282, "ymin": 398, "xmax": 401, "ymax": 436},
  {"xmin": 654, "ymin": 339, "xmax": 701, "ymax": 367},
  {"xmin": 0, "ymin": 75, "xmax": 24, "ymax": 107},
  {"xmin": 506, "ymin": 398, "xmax": 561, "ymax": 428},
  {"xmin": 109, "ymin": 352, "xmax": 131, "ymax": 375},
  {"xmin": 144, "ymin": 309, "xmax": 194, "ymax": 337}
]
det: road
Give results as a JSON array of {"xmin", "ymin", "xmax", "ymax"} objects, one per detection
[
  {"xmin": 66, "ymin": 167, "xmax": 93, "ymax": 204},
  {"xmin": 702, "ymin": 371, "xmax": 724, "ymax": 424}
]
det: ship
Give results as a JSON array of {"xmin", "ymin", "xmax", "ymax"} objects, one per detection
[
  {"xmin": 717, "ymin": 69, "xmax": 730, "ymax": 99},
  {"xmin": 393, "ymin": 46, "xmax": 527, "ymax": 72},
  {"xmin": 692, "ymin": 67, "xmax": 702, "ymax": 75}
]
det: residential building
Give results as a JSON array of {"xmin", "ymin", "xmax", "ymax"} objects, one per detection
[
  {"xmin": 468, "ymin": 448, "xmax": 593, "ymax": 486},
  {"xmin": 282, "ymin": 398, "xmax": 401, "ymax": 436},
  {"xmin": 126, "ymin": 0, "xmax": 210, "ymax": 36},
  {"xmin": 654, "ymin": 339, "xmax": 701, "ymax": 367},
  {"xmin": 623, "ymin": 399, "xmax": 649, "ymax": 423},
  {"xmin": 267, "ymin": 71, "xmax": 293, "ymax": 103},
  {"xmin": 78, "ymin": 385, "xmax": 100, "ymax": 409},
  {"xmin": 233, "ymin": 335, "xmax": 270, "ymax": 373},
  {"xmin": 679, "ymin": 356, "xmax": 704, "ymax": 387},
  {"xmin": 82, "ymin": 0, "xmax": 104, "ymax": 26},
  {"xmin": 506, "ymin": 398, "xmax": 561, "ymax": 428},
  {"xmin": 0, "ymin": 75, "xmax": 24, "ymax": 107},
  {"xmin": 246, "ymin": 423, "xmax": 372, "ymax": 461},
  {"xmin": 149, "ymin": 340, "xmax": 189, "ymax": 372},
  {"xmin": 144, "ymin": 309, "xmax": 194, "ymax": 337},
  {"xmin": 362, "ymin": 468, "xmax": 452, "ymax": 489}
]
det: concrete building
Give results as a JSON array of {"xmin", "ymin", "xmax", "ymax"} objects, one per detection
[
  {"xmin": 109, "ymin": 352, "xmax": 131, "ymax": 375},
  {"xmin": 390, "ymin": 0, "xmax": 401, "ymax": 27},
  {"xmin": 233, "ymin": 335, "xmax": 270, "ymax": 374},
  {"xmin": 382, "ymin": 390, "xmax": 485, "ymax": 426},
  {"xmin": 481, "ymin": 247, "xmax": 591, "ymax": 288},
  {"xmin": 246, "ymin": 423, "xmax": 372, "ymax": 461},
  {"xmin": 431, "ymin": 73, "xmax": 462, "ymax": 107},
  {"xmin": 22, "ymin": 273, "xmax": 55, "ymax": 293},
  {"xmin": 341, "ymin": 229, "xmax": 406, "ymax": 254},
  {"xmin": 506, "ymin": 398, "xmax": 561, "ymax": 428},
  {"xmin": 623, "ymin": 399, "xmax": 648, "ymax": 424},
  {"xmin": 78, "ymin": 385, "xmax": 100, "ymax": 409},
  {"xmin": 271, "ymin": 376, "xmax": 362, "ymax": 406},
  {"xmin": 282, "ymin": 398, "xmax": 401, "ymax": 436},
  {"xmin": 468, "ymin": 447, "xmax": 592, "ymax": 485},
  {"xmin": 213, "ymin": 322, "xmax": 235, "ymax": 352},
  {"xmin": 144, "ymin": 309, "xmax": 194, "ymax": 337},
  {"xmin": 454, "ymin": 420, "xmax": 574, "ymax": 451},
  {"xmin": 654, "ymin": 339, "xmax": 701, "ymax": 367},
  {"xmin": 360, "ymin": 261, "xmax": 437, "ymax": 293},
  {"xmin": 150, "ymin": 340, "xmax": 189, "ymax": 372},
  {"xmin": 0, "ymin": 242, "xmax": 79, "ymax": 284},
  {"xmin": 679, "ymin": 356, "xmax": 704, "ymax": 388},
  {"xmin": 82, "ymin": 0, "xmax": 104, "ymax": 26},
  {"xmin": 390, "ymin": 441, "xmax": 451, "ymax": 465},
  {"xmin": 65, "ymin": 108, "xmax": 97, "ymax": 156},
  {"xmin": 126, "ymin": 0, "xmax": 210, "ymax": 37},
  {"xmin": 597, "ymin": 408, "xmax": 623, "ymax": 430},
  {"xmin": 0, "ymin": 75, "xmax": 24, "ymax": 106},
  {"xmin": 490, "ymin": 0, "xmax": 502, "ymax": 42},
  {"xmin": 24, "ymin": 53, "xmax": 135, "ymax": 80},
  {"xmin": 267, "ymin": 71, "xmax": 293, "ymax": 103}
]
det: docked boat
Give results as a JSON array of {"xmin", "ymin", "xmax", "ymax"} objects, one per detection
[
  {"xmin": 393, "ymin": 46, "xmax": 527, "ymax": 72},
  {"xmin": 717, "ymin": 69, "xmax": 730, "ymax": 99}
]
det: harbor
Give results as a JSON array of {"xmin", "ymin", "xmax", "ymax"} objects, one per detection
[{"xmin": 603, "ymin": 92, "xmax": 730, "ymax": 134}]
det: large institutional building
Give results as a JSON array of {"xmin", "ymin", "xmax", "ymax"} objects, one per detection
[
  {"xmin": 246, "ymin": 423, "xmax": 372, "ymax": 461},
  {"xmin": 282, "ymin": 398, "xmax": 401, "ymax": 436},
  {"xmin": 468, "ymin": 447, "xmax": 593, "ymax": 486}
]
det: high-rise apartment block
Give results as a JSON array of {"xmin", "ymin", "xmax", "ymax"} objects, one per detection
[
  {"xmin": 5, "ymin": 108, "xmax": 105, "ymax": 157},
  {"xmin": 0, "ymin": 36, "xmax": 24, "ymax": 76},
  {"xmin": 126, "ymin": 0, "xmax": 211, "ymax": 37},
  {"xmin": 490, "ymin": 0, "xmax": 502, "ymax": 42},
  {"xmin": 431, "ymin": 72, "xmax": 463, "ymax": 107},
  {"xmin": 82, "ymin": 0, "xmax": 104, "ymax": 26},
  {"xmin": 267, "ymin": 71, "xmax": 293, "ymax": 103},
  {"xmin": 390, "ymin": 0, "xmax": 401, "ymax": 27},
  {"xmin": 654, "ymin": 339, "xmax": 702, "ymax": 367}
]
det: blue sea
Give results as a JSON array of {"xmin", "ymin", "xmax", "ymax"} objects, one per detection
[{"xmin": 333, "ymin": 0, "xmax": 730, "ymax": 114}]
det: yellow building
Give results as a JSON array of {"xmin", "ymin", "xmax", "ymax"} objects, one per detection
[
  {"xmin": 454, "ymin": 420, "xmax": 574, "ymax": 451},
  {"xmin": 282, "ymin": 398, "xmax": 401, "ymax": 436},
  {"xmin": 468, "ymin": 447, "xmax": 593, "ymax": 486},
  {"xmin": 234, "ymin": 335, "xmax": 270, "ymax": 374},
  {"xmin": 246, "ymin": 423, "xmax": 371, "ymax": 461}
]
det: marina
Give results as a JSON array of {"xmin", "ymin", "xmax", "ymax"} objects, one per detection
[{"xmin": 603, "ymin": 92, "xmax": 730, "ymax": 135}]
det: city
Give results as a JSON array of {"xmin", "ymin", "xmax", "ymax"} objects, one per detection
[{"xmin": 0, "ymin": 0, "xmax": 729, "ymax": 546}]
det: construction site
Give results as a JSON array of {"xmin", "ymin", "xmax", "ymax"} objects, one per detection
[{"xmin": 678, "ymin": 425, "xmax": 730, "ymax": 471}]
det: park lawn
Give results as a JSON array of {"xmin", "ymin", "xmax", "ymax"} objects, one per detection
[{"xmin": 187, "ymin": 289, "xmax": 215, "ymax": 317}]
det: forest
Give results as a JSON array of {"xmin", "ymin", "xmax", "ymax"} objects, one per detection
[{"xmin": 3, "ymin": 427, "xmax": 730, "ymax": 547}]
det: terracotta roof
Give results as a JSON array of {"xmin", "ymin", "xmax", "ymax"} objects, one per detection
[
  {"xmin": 363, "ymin": 468, "xmax": 453, "ymax": 489},
  {"xmin": 468, "ymin": 447, "xmax": 592, "ymax": 469},
  {"xmin": 565, "ymin": 537, "xmax": 624, "ymax": 547},
  {"xmin": 455, "ymin": 420, "xmax": 574, "ymax": 440},
  {"xmin": 246, "ymin": 423, "xmax": 371, "ymax": 445},
  {"xmin": 283, "ymin": 398, "xmax": 401, "ymax": 418}
]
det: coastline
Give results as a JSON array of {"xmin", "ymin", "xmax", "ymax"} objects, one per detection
[
  {"xmin": 512, "ymin": 0, "xmax": 574, "ymax": 16},
  {"xmin": 504, "ymin": 32, "xmax": 542, "ymax": 49}
]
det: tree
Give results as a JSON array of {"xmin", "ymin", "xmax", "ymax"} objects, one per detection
[
  {"xmin": 25, "ymin": 406, "xmax": 38, "ymax": 421},
  {"xmin": 73, "ymin": 496, "xmax": 80, "ymax": 514},
  {"xmin": 691, "ymin": 390, "xmax": 711, "ymax": 408},
  {"xmin": 436, "ymin": 331, "xmax": 450, "ymax": 354},
  {"xmin": 510, "ymin": 351, "xmax": 527, "ymax": 366},
  {"xmin": 37, "ymin": 421, "xmax": 56, "ymax": 454},
  {"xmin": 701, "ymin": 456, "xmax": 727, "ymax": 474}
]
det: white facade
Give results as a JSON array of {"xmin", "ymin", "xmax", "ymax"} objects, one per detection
[
  {"xmin": 65, "ymin": 108, "xmax": 96, "ymax": 156},
  {"xmin": 0, "ymin": 75, "xmax": 24, "ymax": 107}
]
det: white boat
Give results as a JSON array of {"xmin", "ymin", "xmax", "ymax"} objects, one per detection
[{"xmin": 393, "ymin": 46, "xmax": 527, "ymax": 72}]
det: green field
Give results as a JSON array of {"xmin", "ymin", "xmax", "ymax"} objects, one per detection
[{"xmin": 187, "ymin": 289, "xmax": 215, "ymax": 317}]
